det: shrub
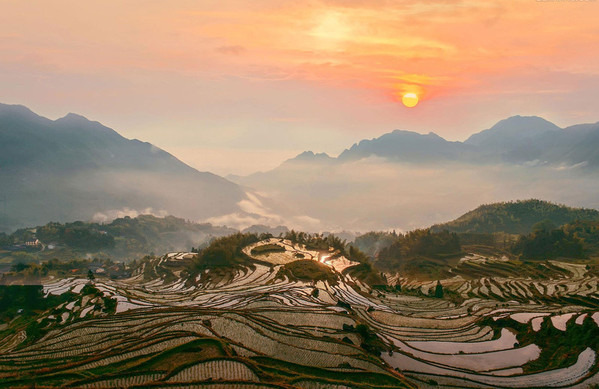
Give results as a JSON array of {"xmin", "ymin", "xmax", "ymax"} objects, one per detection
[
  {"xmin": 250, "ymin": 244, "xmax": 285, "ymax": 255},
  {"xmin": 278, "ymin": 260, "xmax": 338, "ymax": 285}
]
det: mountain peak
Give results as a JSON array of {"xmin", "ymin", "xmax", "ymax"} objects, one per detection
[
  {"xmin": 377, "ymin": 129, "xmax": 445, "ymax": 142},
  {"xmin": 0, "ymin": 103, "xmax": 35, "ymax": 115},
  {"xmin": 56, "ymin": 112, "xmax": 93, "ymax": 123},
  {"xmin": 0, "ymin": 102, "xmax": 247, "ymax": 232},
  {"xmin": 337, "ymin": 129, "xmax": 459, "ymax": 162},
  {"xmin": 493, "ymin": 115, "xmax": 558, "ymax": 128},
  {"xmin": 465, "ymin": 115, "xmax": 561, "ymax": 147},
  {"xmin": 0, "ymin": 103, "xmax": 51, "ymax": 124},
  {"xmin": 293, "ymin": 151, "xmax": 332, "ymax": 160}
]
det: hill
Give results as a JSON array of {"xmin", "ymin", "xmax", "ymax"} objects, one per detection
[
  {"xmin": 0, "ymin": 103, "xmax": 252, "ymax": 232},
  {"xmin": 0, "ymin": 215, "xmax": 237, "ymax": 263},
  {"xmin": 431, "ymin": 199, "xmax": 599, "ymax": 234}
]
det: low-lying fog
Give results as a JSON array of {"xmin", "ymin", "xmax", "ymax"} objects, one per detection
[
  {"xmin": 230, "ymin": 158, "xmax": 599, "ymax": 232},
  {"xmin": 3, "ymin": 158, "xmax": 598, "ymax": 235}
]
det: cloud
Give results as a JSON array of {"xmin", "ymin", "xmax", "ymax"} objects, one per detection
[
  {"xmin": 552, "ymin": 161, "xmax": 588, "ymax": 171},
  {"xmin": 232, "ymin": 157, "xmax": 599, "ymax": 232},
  {"xmin": 204, "ymin": 191, "xmax": 324, "ymax": 231},
  {"xmin": 238, "ymin": 192, "xmax": 268, "ymax": 213},
  {"xmin": 204, "ymin": 211, "xmax": 323, "ymax": 232},
  {"xmin": 204, "ymin": 190, "xmax": 283, "ymax": 229},
  {"xmin": 204, "ymin": 212, "xmax": 278, "ymax": 230},
  {"xmin": 289, "ymin": 215, "xmax": 322, "ymax": 230}
]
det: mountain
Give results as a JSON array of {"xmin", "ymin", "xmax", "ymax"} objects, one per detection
[
  {"xmin": 521, "ymin": 121, "xmax": 599, "ymax": 167},
  {"xmin": 338, "ymin": 130, "xmax": 470, "ymax": 163},
  {"xmin": 0, "ymin": 103, "xmax": 251, "ymax": 232},
  {"xmin": 465, "ymin": 116, "xmax": 599, "ymax": 167},
  {"xmin": 464, "ymin": 115, "xmax": 561, "ymax": 148},
  {"xmin": 431, "ymin": 199, "xmax": 599, "ymax": 234},
  {"xmin": 289, "ymin": 151, "xmax": 334, "ymax": 163},
  {"xmin": 230, "ymin": 115, "xmax": 599, "ymax": 231},
  {"xmin": 280, "ymin": 115, "xmax": 599, "ymax": 167}
]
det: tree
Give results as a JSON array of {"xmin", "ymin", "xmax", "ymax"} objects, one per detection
[
  {"xmin": 532, "ymin": 219, "xmax": 557, "ymax": 233},
  {"xmin": 87, "ymin": 269, "xmax": 95, "ymax": 281},
  {"xmin": 512, "ymin": 225, "xmax": 585, "ymax": 260},
  {"xmin": 434, "ymin": 280, "xmax": 444, "ymax": 298}
]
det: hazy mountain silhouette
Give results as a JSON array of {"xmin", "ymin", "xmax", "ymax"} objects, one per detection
[
  {"xmin": 500, "ymin": 121, "xmax": 599, "ymax": 167},
  {"xmin": 464, "ymin": 115, "xmax": 561, "ymax": 148},
  {"xmin": 279, "ymin": 115, "xmax": 599, "ymax": 167},
  {"xmin": 338, "ymin": 130, "xmax": 470, "ymax": 163},
  {"xmin": 0, "ymin": 103, "xmax": 249, "ymax": 232},
  {"xmin": 231, "ymin": 115, "xmax": 599, "ymax": 231},
  {"xmin": 4, "ymin": 105, "xmax": 599, "ymax": 233}
]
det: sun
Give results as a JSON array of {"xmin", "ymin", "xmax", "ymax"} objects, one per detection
[{"xmin": 402, "ymin": 93, "xmax": 419, "ymax": 108}]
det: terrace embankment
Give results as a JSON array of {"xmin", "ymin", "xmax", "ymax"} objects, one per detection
[{"xmin": 0, "ymin": 239, "xmax": 598, "ymax": 388}]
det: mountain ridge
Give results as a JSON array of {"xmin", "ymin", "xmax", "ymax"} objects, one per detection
[
  {"xmin": 228, "ymin": 115, "xmax": 599, "ymax": 231},
  {"xmin": 277, "ymin": 115, "xmax": 599, "ymax": 168},
  {"xmin": 0, "ymin": 103, "xmax": 251, "ymax": 232}
]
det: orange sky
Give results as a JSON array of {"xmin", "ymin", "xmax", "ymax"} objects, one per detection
[{"xmin": 1, "ymin": 0, "xmax": 599, "ymax": 174}]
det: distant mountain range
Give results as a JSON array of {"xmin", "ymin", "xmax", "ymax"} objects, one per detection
[
  {"xmin": 231, "ymin": 115, "xmax": 599, "ymax": 231},
  {"xmin": 279, "ymin": 115, "xmax": 599, "ymax": 167},
  {"xmin": 3, "ymin": 103, "xmax": 599, "ymax": 233},
  {"xmin": 0, "ymin": 103, "xmax": 258, "ymax": 232}
]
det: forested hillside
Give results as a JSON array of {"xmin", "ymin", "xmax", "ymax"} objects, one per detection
[
  {"xmin": 0, "ymin": 215, "xmax": 236, "ymax": 263},
  {"xmin": 431, "ymin": 200, "xmax": 599, "ymax": 234},
  {"xmin": 512, "ymin": 220, "xmax": 599, "ymax": 260}
]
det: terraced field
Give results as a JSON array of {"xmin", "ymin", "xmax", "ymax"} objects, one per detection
[
  {"xmin": 392, "ymin": 259, "xmax": 599, "ymax": 308},
  {"xmin": 1, "ymin": 241, "xmax": 598, "ymax": 388}
]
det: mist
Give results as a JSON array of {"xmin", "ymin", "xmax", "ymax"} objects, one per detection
[
  {"xmin": 231, "ymin": 158, "xmax": 599, "ymax": 232},
  {"xmin": 0, "ymin": 168, "xmax": 243, "ymax": 232}
]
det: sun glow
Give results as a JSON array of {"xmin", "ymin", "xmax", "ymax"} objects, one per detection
[{"xmin": 402, "ymin": 93, "xmax": 419, "ymax": 108}]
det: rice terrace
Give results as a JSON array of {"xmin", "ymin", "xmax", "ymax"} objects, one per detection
[{"xmin": 2, "ymin": 208, "xmax": 599, "ymax": 388}]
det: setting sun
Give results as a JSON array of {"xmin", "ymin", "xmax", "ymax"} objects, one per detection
[{"xmin": 402, "ymin": 93, "xmax": 419, "ymax": 108}]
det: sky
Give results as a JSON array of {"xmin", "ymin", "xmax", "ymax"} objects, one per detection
[{"xmin": 2, "ymin": 0, "xmax": 599, "ymax": 175}]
